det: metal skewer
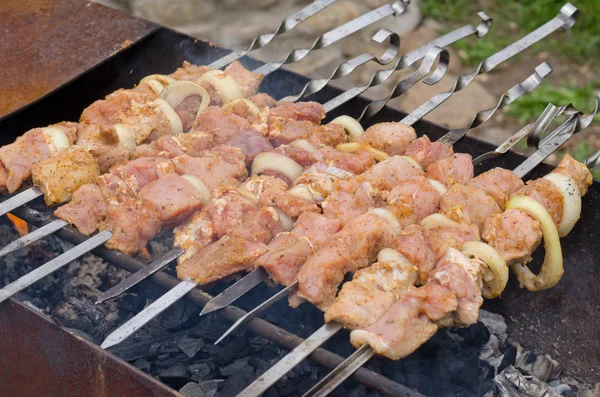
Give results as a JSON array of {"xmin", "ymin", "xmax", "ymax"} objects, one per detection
[
  {"xmin": 98, "ymin": 48, "xmax": 452, "ymax": 349},
  {"xmin": 239, "ymin": 111, "xmax": 585, "ymax": 397},
  {"xmin": 253, "ymin": 0, "xmax": 410, "ymax": 76},
  {"xmin": 208, "ymin": 0, "xmax": 338, "ymax": 70},
  {"xmin": 399, "ymin": 3, "xmax": 578, "ymax": 126},
  {"xmin": 0, "ymin": 218, "xmax": 67, "ymax": 258},
  {"xmin": 199, "ymin": 62, "xmax": 552, "ymax": 318}
]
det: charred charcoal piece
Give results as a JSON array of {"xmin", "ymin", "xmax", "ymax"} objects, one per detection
[
  {"xmin": 210, "ymin": 336, "xmax": 247, "ymax": 366},
  {"xmin": 499, "ymin": 343, "xmax": 518, "ymax": 372},
  {"xmin": 158, "ymin": 299, "xmax": 198, "ymax": 330},
  {"xmin": 159, "ymin": 364, "xmax": 191, "ymax": 388},
  {"xmin": 118, "ymin": 293, "xmax": 144, "ymax": 313},
  {"xmin": 189, "ymin": 360, "xmax": 213, "ymax": 382},
  {"xmin": 180, "ymin": 381, "xmax": 221, "ymax": 397},
  {"xmin": 189, "ymin": 314, "xmax": 231, "ymax": 341},
  {"xmin": 455, "ymin": 321, "xmax": 491, "ymax": 347},
  {"xmin": 220, "ymin": 357, "xmax": 251, "ymax": 376},
  {"xmin": 220, "ymin": 365, "xmax": 254, "ymax": 397},
  {"xmin": 133, "ymin": 358, "xmax": 151, "ymax": 373},
  {"xmin": 178, "ymin": 337, "xmax": 205, "ymax": 358}
]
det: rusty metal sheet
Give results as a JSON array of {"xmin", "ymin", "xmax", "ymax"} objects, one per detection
[
  {"xmin": 0, "ymin": 298, "xmax": 181, "ymax": 397},
  {"xmin": 0, "ymin": 0, "xmax": 158, "ymax": 118}
]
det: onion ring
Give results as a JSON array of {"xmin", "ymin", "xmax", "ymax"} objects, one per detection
[
  {"xmin": 251, "ymin": 152, "xmax": 304, "ymax": 183},
  {"xmin": 197, "ymin": 70, "xmax": 243, "ymax": 103},
  {"xmin": 461, "ymin": 241, "xmax": 508, "ymax": 299},
  {"xmin": 543, "ymin": 172, "xmax": 582, "ymax": 237},
  {"xmin": 336, "ymin": 142, "xmax": 389, "ymax": 161},
  {"xmin": 329, "ymin": 115, "xmax": 365, "ymax": 138},
  {"xmin": 151, "ymin": 98, "xmax": 184, "ymax": 136}
]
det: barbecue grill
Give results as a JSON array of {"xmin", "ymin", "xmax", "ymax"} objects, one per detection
[{"xmin": 1, "ymin": 1, "xmax": 599, "ymax": 397}]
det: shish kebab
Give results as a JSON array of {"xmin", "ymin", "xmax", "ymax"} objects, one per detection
[
  {"xmin": 0, "ymin": 0, "xmax": 419, "ymax": 214},
  {"xmin": 240, "ymin": 109, "xmax": 595, "ymax": 397},
  {"xmin": 201, "ymin": 0, "xmax": 580, "ymax": 316},
  {"xmin": 302, "ymin": 134, "xmax": 600, "ymax": 397},
  {"xmin": 0, "ymin": 40, "xmax": 453, "ymax": 304},
  {"xmin": 99, "ymin": 63, "xmax": 552, "ymax": 349}
]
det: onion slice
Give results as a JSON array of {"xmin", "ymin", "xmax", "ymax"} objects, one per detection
[
  {"xmin": 140, "ymin": 74, "xmax": 176, "ymax": 95},
  {"xmin": 42, "ymin": 127, "xmax": 70, "ymax": 153},
  {"xmin": 287, "ymin": 185, "xmax": 317, "ymax": 204},
  {"xmin": 329, "ymin": 115, "xmax": 365, "ymax": 138},
  {"xmin": 543, "ymin": 172, "xmax": 582, "ymax": 237},
  {"xmin": 336, "ymin": 142, "xmax": 389, "ymax": 161},
  {"xmin": 420, "ymin": 213, "xmax": 462, "ymax": 230},
  {"xmin": 113, "ymin": 124, "xmax": 137, "ymax": 154},
  {"xmin": 290, "ymin": 139, "xmax": 318, "ymax": 153},
  {"xmin": 368, "ymin": 208, "xmax": 401, "ymax": 236},
  {"xmin": 197, "ymin": 70, "xmax": 243, "ymax": 103},
  {"xmin": 427, "ymin": 178, "xmax": 447, "ymax": 196},
  {"xmin": 159, "ymin": 81, "xmax": 211, "ymax": 132},
  {"xmin": 461, "ymin": 242, "xmax": 508, "ymax": 299},
  {"xmin": 251, "ymin": 152, "xmax": 304, "ymax": 183},
  {"xmin": 275, "ymin": 208, "xmax": 295, "ymax": 231},
  {"xmin": 506, "ymin": 195, "xmax": 563, "ymax": 291},
  {"xmin": 223, "ymin": 98, "xmax": 261, "ymax": 117},
  {"xmin": 181, "ymin": 174, "xmax": 212, "ymax": 204},
  {"xmin": 151, "ymin": 98, "xmax": 184, "ymax": 136}
]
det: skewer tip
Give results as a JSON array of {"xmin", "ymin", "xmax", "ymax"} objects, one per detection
[{"xmin": 199, "ymin": 302, "xmax": 222, "ymax": 317}]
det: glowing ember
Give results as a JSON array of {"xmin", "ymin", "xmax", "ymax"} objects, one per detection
[{"xmin": 7, "ymin": 213, "xmax": 28, "ymax": 237}]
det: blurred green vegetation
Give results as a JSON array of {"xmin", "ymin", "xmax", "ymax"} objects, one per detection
[{"xmin": 421, "ymin": 0, "xmax": 600, "ymax": 66}]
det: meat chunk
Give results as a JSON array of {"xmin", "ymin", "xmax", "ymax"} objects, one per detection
[
  {"xmin": 176, "ymin": 208, "xmax": 285, "ymax": 284},
  {"xmin": 54, "ymin": 184, "xmax": 107, "ymax": 235},
  {"xmin": 75, "ymin": 123, "xmax": 129, "ymax": 173},
  {"xmin": 168, "ymin": 61, "xmax": 211, "ymax": 81},
  {"xmin": 554, "ymin": 153, "xmax": 593, "ymax": 196},
  {"xmin": 256, "ymin": 212, "xmax": 342, "ymax": 286},
  {"xmin": 386, "ymin": 176, "xmax": 442, "ymax": 227},
  {"xmin": 350, "ymin": 284, "xmax": 455, "ymax": 360},
  {"xmin": 223, "ymin": 61, "xmax": 264, "ymax": 98},
  {"xmin": 171, "ymin": 148, "xmax": 247, "ymax": 191},
  {"xmin": 440, "ymin": 184, "xmax": 501, "ymax": 231},
  {"xmin": 80, "ymin": 89, "xmax": 154, "ymax": 128},
  {"xmin": 132, "ymin": 132, "xmax": 214, "ymax": 159},
  {"xmin": 268, "ymin": 119, "xmax": 319, "ymax": 147},
  {"xmin": 482, "ymin": 209, "xmax": 542, "ymax": 265},
  {"xmin": 322, "ymin": 179, "xmax": 375, "ymax": 226},
  {"xmin": 0, "ymin": 122, "xmax": 78, "ymax": 193},
  {"xmin": 355, "ymin": 123, "xmax": 416, "ymax": 155},
  {"xmin": 174, "ymin": 95, "xmax": 205, "ymax": 132},
  {"xmin": 269, "ymin": 102, "xmax": 326, "ymax": 125},
  {"xmin": 424, "ymin": 223, "xmax": 480, "ymax": 260},
  {"xmin": 248, "ymin": 93, "xmax": 277, "ymax": 109},
  {"xmin": 513, "ymin": 179, "xmax": 564, "ymax": 226},
  {"xmin": 312, "ymin": 146, "xmax": 375, "ymax": 174},
  {"xmin": 296, "ymin": 212, "xmax": 398, "ymax": 310},
  {"xmin": 99, "ymin": 197, "xmax": 162, "ymax": 255},
  {"xmin": 138, "ymin": 174, "xmax": 207, "ymax": 228},
  {"xmin": 325, "ymin": 251, "xmax": 417, "ymax": 330},
  {"xmin": 466, "ymin": 168, "xmax": 524, "ymax": 207},
  {"xmin": 404, "ymin": 135, "xmax": 453, "ymax": 168},
  {"xmin": 426, "ymin": 153, "xmax": 474, "ymax": 187},
  {"xmin": 226, "ymin": 129, "xmax": 273, "ymax": 165},
  {"xmin": 194, "ymin": 106, "xmax": 251, "ymax": 144},
  {"xmin": 360, "ymin": 155, "xmax": 424, "ymax": 192},
  {"xmin": 309, "ymin": 123, "xmax": 348, "ymax": 147},
  {"xmin": 32, "ymin": 147, "xmax": 100, "ymax": 206},
  {"xmin": 392, "ymin": 225, "xmax": 437, "ymax": 284},
  {"xmin": 114, "ymin": 100, "xmax": 172, "ymax": 144}
]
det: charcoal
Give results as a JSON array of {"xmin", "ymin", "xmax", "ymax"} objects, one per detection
[
  {"xmin": 499, "ymin": 344, "xmax": 518, "ymax": 372},
  {"xmin": 178, "ymin": 337, "xmax": 205, "ymax": 358},
  {"xmin": 348, "ymin": 385, "xmax": 368, "ymax": 397},
  {"xmin": 219, "ymin": 357, "xmax": 250, "ymax": 376},
  {"xmin": 159, "ymin": 364, "xmax": 191, "ymax": 388},
  {"xmin": 158, "ymin": 299, "xmax": 198, "ymax": 330},
  {"xmin": 219, "ymin": 365, "xmax": 254, "ymax": 397},
  {"xmin": 189, "ymin": 314, "xmax": 231, "ymax": 341},
  {"xmin": 180, "ymin": 382, "xmax": 219, "ymax": 397},
  {"xmin": 210, "ymin": 336, "xmax": 247, "ymax": 366},
  {"xmin": 275, "ymin": 379, "xmax": 295, "ymax": 397},
  {"xmin": 249, "ymin": 335, "xmax": 269, "ymax": 351},
  {"xmin": 118, "ymin": 293, "xmax": 144, "ymax": 313},
  {"xmin": 456, "ymin": 321, "xmax": 491, "ymax": 347},
  {"xmin": 190, "ymin": 361, "xmax": 213, "ymax": 381},
  {"xmin": 149, "ymin": 343, "xmax": 161, "ymax": 353},
  {"xmin": 263, "ymin": 388, "xmax": 280, "ymax": 397},
  {"xmin": 133, "ymin": 358, "xmax": 152, "ymax": 373}
]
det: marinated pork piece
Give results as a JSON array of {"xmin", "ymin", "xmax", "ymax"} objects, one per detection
[
  {"xmin": 440, "ymin": 184, "xmax": 502, "ymax": 231},
  {"xmin": 268, "ymin": 119, "xmax": 319, "ymax": 147},
  {"xmin": 138, "ymin": 174, "xmax": 207, "ymax": 228},
  {"xmin": 466, "ymin": 168, "xmax": 524, "ymax": 207},
  {"xmin": 296, "ymin": 212, "xmax": 399, "ymax": 310},
  {"xmin": 482, "ymin": 209, "xmax": 543, "ymax": 266},
  {"xmin": 424, "ymin": 223, "xmax": 480, "ymax": 260},
  {"xmin": 359, "ymin": 155, "xmax": 424, "ymax": 192},
  {"xmin": 175, "ymin": 96, "xmax": 205, "ymax": 132},
  {"xmin": 32, "ymin": 147, "xmax": 101, "ymax": 206},
  {"xmin": 54, "ymin": 184, "xmax": 108, "ymax": 235},
  {"xmin": 309, "ymin": 123, "xmax": 348, "ymax": 147},
  {"xmin": 273, "ymin": 192, "xmax": 321, "ymax": 219},
  {"xmin": 173, "ymin": 187, "xmax": 259, "ymax": 264},
  {"xmin": 403, "ymin": 135, "xmax": 454, "ymax": 168},
  {"xmin": 0, "ymin": 122, "xmax": 78, "ymax": 193},
  {"xmin": 113, "ymin": 99, "xmax": 173, "ymax": 144},
  {"xmin": 176, "ymin": 207, "xmax": 286, "ymax": 285},
  {"xmin": 80, "ymin": 89, "xmax": 155, "ymax": 128},
  {"xmin": 312, "ymin": 146, "xmax": 375, "ymax": 174},
  {"xmin": 386, "ymin": 176, "xmax": 442, "ymax": 227},
  {"xmin": 171, "ymin": 147, "xmax": 248, "ymax": 191},
  {"xmin": 322, "ymin": 179, "xmax": 375, "ymax": 226},
  {"xmin": 426, "ymin": 153, "xmax": 474, "ymax": 188},
  {"xmin": 273, "ymin": 145, "xmax": 315, "ymax": 167},
  {"xmin": 350, "ymin": 284, "xmax": 456, "ymax": 360},
  {"xmin": 222, "ymin": 61, "xmax": 265, "ymax": 98},
  {"xmin": 392, "ymin": 225, "xmax": 437, "ymax": 285},
  {"xmin": 513, "ymin": 179, "xmax": 564, "ymax": 225},
  {"xmin": 355, "ymin": 122, "xmax": 416, "ymax": 156},
  {"xmin": 99, "ymin": 197, "xmax": 162, "ymax": 255},
  {"xmin": 242, "ymin": 174, "xmax": 289, "ymax": 208},
  {"xmin": 256, "ymin": 212, "xmax": 343, "ymax": 286},
  {"xmin": 132, "ymin": 132, "xmax": 214, "ymax": 159},
  {"xmin": 194, "ymin": 106, "xmax": 251, "ymax": 144},
  {"xmin": 554, "ymin": 153, "xmax": 593, "ymax": 195},
  {"xmin": 248, "ymin": 93, "xmax": 278, "ymax": 109},
  {"xmin": 169, "ymin": 61, "xmax": 211, "ymax": 81},
  {"xmin": 75, "ymin": 124, "xmax": 130, "ymax": 173},
  {"xmin": 226, "ymin": 129, "xmax": 273, "ymax": 165},
  {"xmin": 268, "ymin": 102, "xmax": 326, "ymax": 125},
  {"xmin": 324, "ymin": 252, "xmax": 418, "ymax": 330}
]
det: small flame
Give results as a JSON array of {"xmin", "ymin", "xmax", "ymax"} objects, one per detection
[{"xmin": 7, "ymin": 213, "xmax": 28, "ymax": 237}]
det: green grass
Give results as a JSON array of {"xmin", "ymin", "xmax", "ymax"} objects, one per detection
[{"xmin": 421, "ymin": 0, "xmax": 600, "ymax": 66}]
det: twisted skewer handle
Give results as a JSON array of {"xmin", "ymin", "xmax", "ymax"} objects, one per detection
[{"xmin": 208, "ymin": 0, "xmax": 337, "ymax": 70}]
